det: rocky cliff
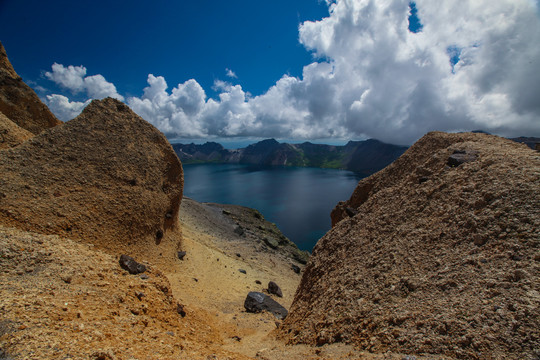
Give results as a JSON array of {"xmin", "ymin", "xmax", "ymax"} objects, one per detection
[
  {"xmin": 0, "ymin": 97, "xmax": 183, "ymax": 261},
  {"xmin": 0, "ymin": 41, "xmax": 62, "ymax": 135},
  {"xmin": 280, "ymin": 132, "xmax": 539, "ymax": 359},
  {"xmin": 173, "ymin": 138, "xmax": 408, "ymax": 174}
]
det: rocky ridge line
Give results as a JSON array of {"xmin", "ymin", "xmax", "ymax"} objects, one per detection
[{"xmin": 0, "ymin": 41, "xmax": 62, "ymax": 135}]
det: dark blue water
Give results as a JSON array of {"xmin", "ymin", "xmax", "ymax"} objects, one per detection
[{"xmin": 182, "ymin": 164, "xmax": 364, "ymax": 251}]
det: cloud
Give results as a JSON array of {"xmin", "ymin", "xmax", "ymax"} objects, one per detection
[
  {"xmin": 45, "ymin": 94, "xmax": 91, "ymax": 121},
  {"xmin": 45, "ymin": 63, "xmax": 86, "ymax": 91},
  {"xmin": 225, "ymin": 68, "xmax": 238, "ymax": 79},
  {"xmin": 45, "ymin": 63, "xmax": 124, "ymax": 101},
  {"xmin": 43, "ymin": 0, "xmax": 540, "ymax": 143}
]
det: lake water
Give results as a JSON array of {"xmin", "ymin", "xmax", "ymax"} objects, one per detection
[{"xmin": 182, "ymin": 164, "xmax": 365, "ymax": 251}]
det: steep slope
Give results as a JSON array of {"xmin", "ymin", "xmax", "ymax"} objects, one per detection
[
  {"xmin": 0, "ymin": 41, "xmax": 62, "ymax": 134},
  {"xmin": 0, "ymin": 111, "xmax": 32, "ymax": 149},
  {"xmin": 281, "ymin": 132, "xmax": 539, "ymax": 359},
  {"xmin": 0, "ymin": 98, "xmax": 183, "ymax": 262}
]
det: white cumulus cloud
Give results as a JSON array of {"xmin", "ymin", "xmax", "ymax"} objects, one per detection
[
  {"xmin": 45, "ymin": 63, "xmax": 124, "ymax": 102},
  {"xmin": 42, "ymin": 0, "xmax": 540, "ymax": 143},
  {"xmin": 45, "ymin": 94, "xmax": 91, "ymax": 121}
]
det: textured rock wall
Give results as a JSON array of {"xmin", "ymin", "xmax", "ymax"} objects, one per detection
[
  {"xmin": 0, "ymin": 41, "xmax": 62, "ymax": 134},
  {"xmin": 0, "ymin": 98, "xmax": 183, "ymax": 261},
  {"xmin": 281, "ymin": 132, "xmax": 539, "ymax": 359}
]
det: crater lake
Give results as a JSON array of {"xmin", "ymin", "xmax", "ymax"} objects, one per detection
[{"xmin": 182, "ymin": 164, "xmax": 365, "ymax": 251}]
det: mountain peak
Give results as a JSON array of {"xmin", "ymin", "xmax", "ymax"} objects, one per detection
[{"xmin": 0, "ymin": 41, "xmax": 62, "ymax": 135}]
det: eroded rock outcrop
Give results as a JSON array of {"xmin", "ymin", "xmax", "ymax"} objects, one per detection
[
  {"xmin": 281, "ymin": 132, "xmax": 539, "ymax": 359},
  {"xmin": 0, "ymin": 41, "xmax": 62, "ymax": 134},
  {"xmin": 0, "ymin": 111, "xmax": 33, "ymax": 149},
  {"xmin": 0, "ymin": 97, "xmax": 183, "ymax": 260}
]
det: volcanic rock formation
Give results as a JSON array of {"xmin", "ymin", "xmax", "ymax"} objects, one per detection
[
  {"xmin": 281, "ymin": 132, "xmax": 539, "ymax": 359},
  {"xmin": 0, "ymin": 97, "xmax": 183, "ymax": 260},
  {"xmin": 0, "ymin": 111, "xmax": 33, "ymax": 149},
  {"xmin": 0, "ymin": 41, "xmax": 62, "ymax": 134}
]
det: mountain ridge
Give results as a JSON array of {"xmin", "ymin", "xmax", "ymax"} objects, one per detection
[{"xmin": 173, "ymin": 138, "xmax": 409, "ymax": 175}]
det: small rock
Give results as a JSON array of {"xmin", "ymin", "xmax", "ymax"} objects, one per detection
[
  {"xmin": 232, "ymin": 335, "xmax": 242, "ymax": 342},
  {"xmin": 135, "ymin": 292, "xmax": 145, "ymax": 300},
  {"xmin": 255, "ymin": 280, "xmax": 262, "ymax": 285},
  {"xmin": 239, "ymin": 269, "xmax": 247, "ymax": 274},
  {"xmin": 177, "ymin": 251, "xmax": 187, "ymax": 260},
  {"xmin": 91, "ymin": 350, "xmax": 116, "ymax": 360},
  {"xmin": 166, "ymin": 331, "xmax": 174, "ymax": 336},
  {"xmin": 61, "ymin": 274, "xmax": 73, "ymax": 284},
  {"xmin": 177, "ymin": 303, "xmax": 186, "ymax": 317},
  {"xmin": 119, "ymin": 254, "xmax": 146, "ymax": 274},
  {"xmin": 234, "ymin": 226, "xmax": 245, "ymax": 236},
  {"xmin": 236, "ymin": 253, "xmax": 242, "ymax": 257},
  {"xmin": 139, "ymin": 274, "xmax": 149, "ymax": 280},
  {"xmin": 244, "ymin": 291, "xmax": 288, "ymax": 320},
  {"xmin": 345, "ymin": 207, "xmax": 358, "ymax": 218},
  {"xmin": 263, "ymin": 237, "xmax": 279, "ymax": 249},
  {"xmin": 291, "ymin": 264, "xmax": 301, "ymax": 274},
  {"xmin": 268, "ymin": 281, "xmax": 283, "ymax": 297}
]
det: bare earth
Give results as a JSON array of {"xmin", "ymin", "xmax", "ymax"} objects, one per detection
[{"xmin": 1, "ymin": 196, "xmax": 439, "ymax": 359}]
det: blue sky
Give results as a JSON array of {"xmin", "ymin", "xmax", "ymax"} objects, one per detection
[
  {"xmin": 0, "ymin": 0, "xmax": 327, "ymax": 98},
  {"xmin": 1, "ymin": 0, "xmax": 539, "ymax": 145}
]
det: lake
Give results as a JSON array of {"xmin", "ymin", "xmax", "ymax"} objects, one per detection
[{"xmin": 182, "ymin": 164, "xmax": 365, "ymax": 251}]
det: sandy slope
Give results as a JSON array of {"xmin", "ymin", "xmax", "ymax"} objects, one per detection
[{"xmin": 1, "ymin": 196, "xmax": 443, "ymax": 359}]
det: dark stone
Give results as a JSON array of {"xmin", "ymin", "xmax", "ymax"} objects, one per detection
[
  {"xmin": 291, "ymin": 264, "xmax": 301, "ymax": 274},
  {"xmin": 447, "ymin": 150, "xmax": 478, "ymax": 167},
  {"xmin": 244, "ymin": 291, "xmax": 288, "ymax": 320},
  {"xmin": 239, "ymin": 269, "xmax": 247, "ymax": 274},
  {"xmin": 177, "ymin": 303, "xmax": 186, "ymax": 317},
  {"xmin": 236, "ymin": 253, "xmax": 242, "ymax": 257},
  {"xmin": 156, "ymin": 229, "xmax": 164, "ymax": 243},
  {"xmin": 255, "ymin": 280, "xmax": 262, "ymax": 285},
  {"xmin": 234, "ymin": 225, "xmax": 245, "ymax": 236},
  {"xmin": 140, "ymin": 274, "xmax": 149, "ymax": 280},
  {"xmin": 135, "ymin": 292, "xmax": 145, "ymax": 300},
  {"xmin": 177, "ymin": 251, "xmax": 187, "ymax": 260},
  {"xmin": 345, "ymin": 207, "xmax": 358, "ymax": 218},
  {"xmin": 268, "ymin": 281, "xmax": 283, "ymax": 297},
  {"xmin": 119, "ymin": 254, "xmax": 146, "ymax": 274},
  {"xmin": 418, "ymin": 176, "xmax": 429, "ymax": 184}
]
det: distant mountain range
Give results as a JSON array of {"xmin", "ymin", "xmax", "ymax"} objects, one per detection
[
  {"xmin": 173, "ymin": 135, "xmax": 539, "ymax": 174},
  {"xmin": 172, "ymin": 138, "xmax": 409, "ymax": 175}
]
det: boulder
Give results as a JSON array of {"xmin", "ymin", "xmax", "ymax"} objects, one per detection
[
  {"xmin": 244, "ymin": 291, "xmax": 288, "ymax": 320},
  {"xmin": 0, "ymin": 41, "xmax": 62, "ymax": 135},
  {"xmin": 119, "ymin": 254, "xmax": 146, "ymax": 274},
  {"xmin": 267, "ymin": 281, "xmax": 283, "ymax": 297},
  {"xmin": 0, "ymin": 97, "xmax": 183, "ymax": 260},
  {"xmin": 281, "ymin": 132, "xmax": 540, "ymax": 359}
]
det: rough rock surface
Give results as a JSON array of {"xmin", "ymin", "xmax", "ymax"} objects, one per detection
[
  {"xmin": 0, "ymin": 226, "xmax": 246, "ymax": 360},
  {"xmin": 0, "ymin": 111, "xmax": 32, "ymax": 149},
  {"xmin": 281, "ymin": 132, "xmax": 540, "ymax": 359},
  {"xmin": 0, "ymin": 41, "xmax": 62, "ymax": 134},
  {"xmin": 0, "ymin": 97, "xmax": 183, "ymax": 260}
]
